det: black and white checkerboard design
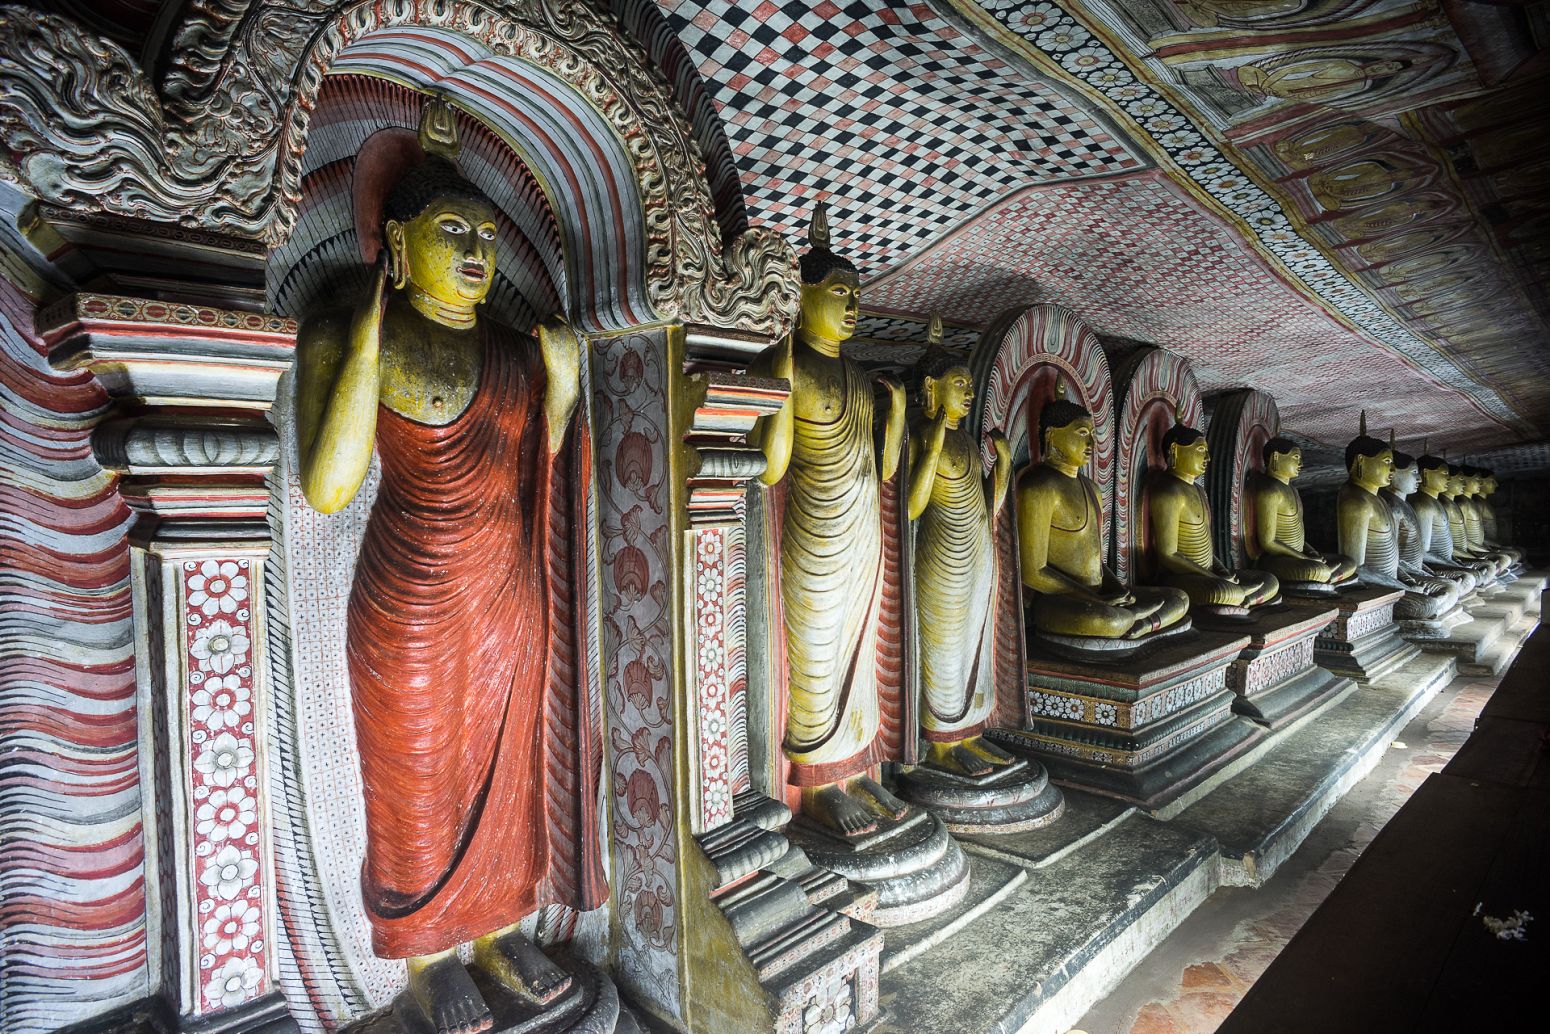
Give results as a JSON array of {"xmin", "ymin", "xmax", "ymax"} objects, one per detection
[{"xmin": 659, "ymin": 0, "xmax": 1143, "ymax": 273}]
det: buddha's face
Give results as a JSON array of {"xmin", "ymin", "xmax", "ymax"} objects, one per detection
[
  {"xmin": 1391, "ymin": 462, "xmax": 1420, "ymax": 495},
  {"xmin": 1267, "ymin": 447, "xmax": 1301, "ymax": 482},
  {"xmin": 1446, "ymin": 471, "xmax": 1464, "ymax": 496},
  {"xmin": 1486, "ymin": 476, "xmax": 1498, "ymax": 495},
  {"xmin": 1045, "ymin": 415, "xmax": 1094, "ymax": 470},
  {"xmin": 798, "ymin": 272, "xmax": 860, "ymax": 343},
  {"xmin": 1466, "ymin": 474, "xmax": 1483, "ymax": 495},
  {"xmin": 1170, "ymin": 437, "xmax": 1209, "ymax": 480},
  {"xmin": 925, "ymin": 366, "xmax": 974, "ymax": 422},
  {"xmin": 1351, "ymin": 448, "xmax": 1393, "ymax": 491},
  {"xmin": 386, "ymin": 197, "xmax": 498, "ymax": 308},
  {"xmin": 1421, "ymin": 464, "xmax": 1449, "ymax": 494}
]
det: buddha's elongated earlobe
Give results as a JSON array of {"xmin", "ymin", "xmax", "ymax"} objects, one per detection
[{"xmin": 384, "ymin": 220, "xmax": 408, "ymax": 291}]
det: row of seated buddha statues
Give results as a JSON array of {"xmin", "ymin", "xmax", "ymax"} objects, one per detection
[{"xmin": 1019, "ymin": 401, "xmax": 1283, "ymax": 657}]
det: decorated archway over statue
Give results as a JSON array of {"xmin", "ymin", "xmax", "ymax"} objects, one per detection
[
  {"xmin": 1111, "ymin": 346, "xmax": 1204, "ymax": 583},
  {"xmin": 1206, "ymin": 389, "xmax": 1282, "ymax": 572},
  {"xmin": 971, "ymin": 304, "xmax": 1116, "ymax": 548},
  {"xmin": 969, "ymin": 303, "xmax": 1114, "ymax": 727}
]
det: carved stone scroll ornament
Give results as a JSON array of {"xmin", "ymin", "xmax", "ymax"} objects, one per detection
[{"xmin": 0, "ymin": 0, "xmax": 798, "ymax": 336}]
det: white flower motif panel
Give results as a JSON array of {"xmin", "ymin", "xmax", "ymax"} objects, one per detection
[
  {"xmin": 200, "ymin": 844, "xmax": 260, "ymax": 902},
  {"xmin": 180, "ymin": 557, "xmax": 269, "ymax": 1015},
  {"xmin": 188, "ymin": 560, "xmax": 250, "ymax": 616},
  {"xmin": 205, "ymin": 957, "xmax": 263, "ymax": 1010},
  {"xmin": 190, "ymin": 619, "xmax": 251, "ymax": 676}
]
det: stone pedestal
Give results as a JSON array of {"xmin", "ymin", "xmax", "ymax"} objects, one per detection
[
  {"xmin": 1313, "ymin": 586, "xmax": 1415, "ymax": 683},
  {"xmin": 896, "ymin": 757, "xmax": 1066, "ymax": 833},
  {"xmin": 1396, "ymin": 599, "xmax": 1471, "ymax": 643},
  {"xmin": 1219, "ymin": 603, "xmax": 1349, "ymax": 728},
  {"xmin": 989, "ymin": 630, "xmax": 1262, "ymax": 810},
  {"xmin": 787, "ymin": 808, "xmax": 972, "ymax": 927},
  {"xmin": 696, "ymin": 791, "xmax": 883, "ymax": 1034}
]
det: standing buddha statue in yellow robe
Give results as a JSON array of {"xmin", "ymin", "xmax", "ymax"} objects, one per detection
[
  {"xmin": 755, "ymin": 205, "xmax": 908, "ymax": 837},
  {"xmin": 906, "ymin": 334, "xmax": 1018, "ymax": 777}
]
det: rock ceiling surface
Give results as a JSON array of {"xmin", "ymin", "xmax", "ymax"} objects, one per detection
[
  {"xmin": 653, "ymin": 0, "xmax": 1550, "ymax": 464},
  {"xmin": 13, "ymin": 1, "xmax": 1550, "ymax": 472}
]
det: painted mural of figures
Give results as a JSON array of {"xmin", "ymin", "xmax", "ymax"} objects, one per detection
[
  {"xmin": 1237, "ymin": 53, "xmax": 1408, "ymax": 105},
  {"xmin": 906, "ymin": 331, "xmax": 1016, "ymax": 777},
  {"xmin": 296, "ymin": 102, "xmax": 601, "ymax": 1034},
  {"xmin": 755, "ymin": 204, "xmax": 909, "ymax": 837}
]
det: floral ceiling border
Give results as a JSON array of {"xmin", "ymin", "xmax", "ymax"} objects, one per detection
[{"xmin": 948, "ymin": 0, "xmax": 1526, "ymax": 435}]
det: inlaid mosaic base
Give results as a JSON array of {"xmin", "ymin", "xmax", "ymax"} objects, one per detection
[
  {"xmin": 990, "ymin": 630, "xmax": 1263, "ymax": 810},
  {"xmin": 1223, "ymin": 603, "xmax": 1350, "ymax": 729},
  {"xmin": 1313, "ymin": 587, "xmax": 1416, "ymax": 684}
]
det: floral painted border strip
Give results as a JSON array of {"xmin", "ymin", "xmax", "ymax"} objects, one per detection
[
  {"xmin": 180, "ymin": 558, "xmax": 273, "ymax": 1014},
  {"xmin": 971, "ymin": 1, "xmax": 1522, "ymax": 430}
]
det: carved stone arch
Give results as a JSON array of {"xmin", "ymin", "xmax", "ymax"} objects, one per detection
[
  {"xmin": 1206, "ymin": 388, "xmax": 1282, "ymax": 572},
  {"xmin": 0, "ymin": 0, "xmax": 797, "ymax": 335},
  {"xmin": 1111, "ymin": 346, "xmax": 1204, "ymax": 583},
  {"xmin": 971, "ymin": 303, "xmax": 1116, "ymax": 548}
]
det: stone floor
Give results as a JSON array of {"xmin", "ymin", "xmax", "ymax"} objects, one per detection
[{"xmin": 1071, "ymin": 671, "xmax": 1499, "ymax": 1034}]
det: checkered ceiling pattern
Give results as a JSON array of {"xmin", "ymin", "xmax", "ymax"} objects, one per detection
[{"xmin": 652, "ymin": 0, "xmax": 1145, "ymax": 272}]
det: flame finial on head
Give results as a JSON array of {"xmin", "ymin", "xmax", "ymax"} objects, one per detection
[
  {"xmin": 1388, "ymin": 428, "xmax": 1395, "ymax": 450},
  {"xmin": 1359, "ymin": 410, "xmax": 1368, "ymax": 437},
  {"xmin": 418, "ymin": 96, "xmax": 461, "ymax": 159},
  {"xmin": 927, "ymin": 314, "xmax": 943, "ymax": 346},
  {"xmin": 809, "ymin": 202, "xmax": 831, "ymax": 251},
  {"xmin": 1054, "ymin": 377, "xmax": 1068, "ymax": 400}
]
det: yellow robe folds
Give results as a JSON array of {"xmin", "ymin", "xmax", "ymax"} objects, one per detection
[{"xmin": 782, "ymin": 360, "xmax": 883, "ymax": 782}]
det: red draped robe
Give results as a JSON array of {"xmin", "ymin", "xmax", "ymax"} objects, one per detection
[{"xmin": 346, "ymin": 327, "xmax": 602, "ymax": 958}]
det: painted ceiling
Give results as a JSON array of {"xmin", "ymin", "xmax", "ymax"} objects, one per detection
[
  {"xmin": 646, "ymin": 0, "xmax": 1550, "ymax": 469},
  {"xmin": 13, "ymin": 0, "xmax": 1550, "ymax": 476}
]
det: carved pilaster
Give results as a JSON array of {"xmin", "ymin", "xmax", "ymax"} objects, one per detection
[{"xmin": 40, "ymin": 289, "xmax": 297, "ymax": 1034}]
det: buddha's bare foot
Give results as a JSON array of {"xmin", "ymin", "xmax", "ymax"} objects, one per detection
[
  {"xmin": 962, "ymin": 736, "xmax": 1017, "ymax": 767},
  {"xmin": 855, "ymin": 776, "xmax": 910, "ymax": 820},
  {"xmin": 473, "ymin": 928, "xmax": 572, "ymax": 1006},
  {"xmin": 807, "ymin": 784, "xmax": 878, "ymax": 837},
  {"xmin": 407, "ymin": 954, "xmax": 493, "ymax": 1034},
  {"xmin": 948, "ymin": 744, "xmax": 995, "ymax": 777}
]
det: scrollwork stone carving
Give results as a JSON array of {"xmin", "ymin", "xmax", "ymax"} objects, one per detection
[{"xmin": 0, "ymin": 0, "xmax": 798, "ymax": 335}]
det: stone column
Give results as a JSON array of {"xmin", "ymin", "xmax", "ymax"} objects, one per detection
[{"xmin": 39, "ymin": 287, "xmax": 297, "ymax": 1034}]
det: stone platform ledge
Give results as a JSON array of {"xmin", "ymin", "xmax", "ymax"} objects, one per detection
[
  {"xmin": 876, "ymin": 799, "xmax": 1217, "ymax": 1034},
  {"xmin": 1314, "ymin": 585, "xmax": 1416, "ymax": 684},
  {"xmin": 998, "ymin": 629, "xmax": 1261, "ymax": 812},
  {"xmin": 1415, "ymin": 609, "xmax": 1510, "ymax": 666},
  {"xmin": 1173, "ymin": 650, "xmax": 1455, "ymax": 888},
  {"xmin": 1468, "ymin": 589, "xmax": 1527, "ymax": 627},
  {"xmin": 1218, "ymin": 601, "xmax": 1349, "ymax": 730},
  {"xmin": 1459, "ymin": 612, "xmax": 1540, "ymax": 677}
]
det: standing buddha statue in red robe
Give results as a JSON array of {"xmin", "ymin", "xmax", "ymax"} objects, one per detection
[{"xmin": 295, "ymin": 100, "xmax": 604, "ymax": 1034}]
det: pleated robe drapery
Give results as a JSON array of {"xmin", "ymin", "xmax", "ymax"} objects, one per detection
[
  {"xmin": 913, "ymin": 434, "xmax": 996, "ymax": 741},
  {"xmin": 780, "ymin": 359, "xmax": 886, "ymax": 786},
  {"xmin": 345, "ymin": 327, "xmax": 605, "ymax": 959}
]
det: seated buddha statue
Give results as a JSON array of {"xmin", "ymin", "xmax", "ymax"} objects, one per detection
[
  {"xmin": 1465, "ymin": 467, "xmax": 1522, "ymax": 567},
  {"xmin": 1409, "ymin": 453, "xmax": 1491, "ymax": 587},
  {"xmin": 1018, "ymin": 395, "xmax": 1191, "ymax": 654},
  {"xmin": 906, "ymin": 336, "xmax": 1019, "ymax": 776},
  {"xmin": 1336, "ymin": 417, "xmax": 1454, "ymax": 620},
  {"xmin": 1386, "ymin": 446, "xmax": 1476, "ymax": 598},
  {"xmin": 1245, "ymin": 436, "xmax": 1356, "ymax": 594},
  {"xmin": 1442, "ymin": 465, "xmax": 1511, "ymax": 579},
  {"xmin": 1146, "ymin": 415, "xmax": 1280, "ymax": 618}
]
